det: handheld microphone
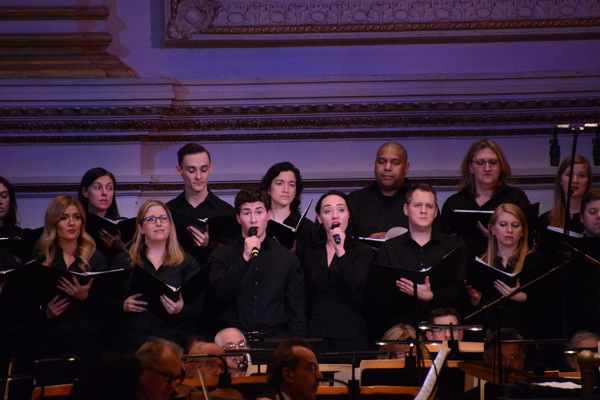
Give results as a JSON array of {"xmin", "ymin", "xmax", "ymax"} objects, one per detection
[
  {"xmin": 331, "ymin": 222, "xmax": 341, "ymax": 244},
  {"xmin": 248, "ymin": 227, "xmax": 259, "ymax": 258}
]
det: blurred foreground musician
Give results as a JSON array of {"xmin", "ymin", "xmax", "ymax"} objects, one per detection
[
  {"xmin": 136, "ymin": 337, "xmax": 185, "ymax": 400},
  {"xmin": 215, "ymin": 327, "xmax": 251, "ymax": 378},
  {"xmin": 259, "ymin": 339, "xmax": 323, "ymax": 400}
]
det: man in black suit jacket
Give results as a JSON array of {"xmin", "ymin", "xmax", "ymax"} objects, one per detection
[{"xmin": 260, "ymin": 339, "xmax": 323, "ymax": 400}]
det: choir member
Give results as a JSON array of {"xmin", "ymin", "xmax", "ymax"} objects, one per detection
[
  {"xmin": 78, "ymin": 167, "xmax": 126, "ymax": 262},
  {"xmin": 465, "ymin": 203, "xmax": 546, "ymax": 338},
  {"xmin": 568, "ymin": 190, "xmax": 600, "ymax": 334},
  {"xmin": 300, "ymin": 191, "xmax": 371, "ymax": 353},
  {"xmin": 0, "ymin": 176, "xmax": 22, "ymax": 267},
  {"xmin": 0, "ymin": 176, "xmax": 22, "ymax": 241},
  {"xmin": 208, "ymin": 188, "xmax": 306, "ymax": 340},
  {"xmin": 375, "ymin": 184, "xmax": 467, "ymax": 331},
  {"xmin": 167, "ymin": 143, "xmax": 235, "ymax": 264},
  {"xmin": 537, "ymin": 155, "xmax": 591, "ymax": 237},
  {"xmin": 33, "ymin": 195, "xmax": 108, "ymax": 361},
  {"xmin": 260, "ymin": 161, "xmax": 313, "ymax": 252},
  {"xmin": 442, "ymin": 139, "xmax": 531, "ymax": 256},
  {"xmin": 348, "ymin": 142, "xmax": 412, "ymax": 238},
  {"xmin": 113, "ymin": 200, "xmax": 201, "ymax": 353}
]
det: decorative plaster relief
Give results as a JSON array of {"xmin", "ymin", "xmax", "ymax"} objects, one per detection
[{"xmin": 165, "ymin": 0, "xmax": 600, "ymax": 45}]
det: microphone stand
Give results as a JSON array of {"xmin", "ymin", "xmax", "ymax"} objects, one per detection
[
  {"xmin": 556, "ymin": 123, "xmax": 584, "ymax": 339},
  {"xmin": 410, "ymin": 271, "xmax": 423, "ymax": 386}
]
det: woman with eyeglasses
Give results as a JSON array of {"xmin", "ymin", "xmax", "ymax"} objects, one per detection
[
  {"xmin": 442, "ymin": 139, "xmax": 532, "ymax": 256},
  {"xmin": 31, "ymin": 195, "xmax": 109, "ymax": 361},
  {"xmin": 112, "ymin": 200, "xmax": 201, "ymax": 353},
  {"xmin": 78, "ymin": 167, "xmax": 128, "ymax": 263}
]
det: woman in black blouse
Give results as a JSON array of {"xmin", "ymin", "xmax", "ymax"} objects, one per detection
[
  {"xmin": 300, "ymin": 191, "xmax": 372, "ymax": 353},
  {"xmin": 78, "ymin": 167, "xmax": 127, "ymax": 263},
  {"xmin": 0, "ymin": 176, "xmax": 31, "ymax": 264},
  {"xmin": 260, "ymin": 161, "xmax": 313, "ymax": 252},
  {"xmin": 0, "ymin": 176, "xmax": 22, "ymax": 241},
  {"xmin": 33, "ymin": 195, "xmax": 108, "ymax": 360},
  {"xmin": 442, "ymin": 139, "xmax": 531, "ymax": 256},
  {"xmin": 112, "ymin": 200, "xmax": 201, "ymax": 352},
  {"xmin": 466, "ymin": 203, "xmax": 546, "ymax": 338},
  {"xmin": 537, "ymin": 155, "xmax": 591, "ymax": 238}
]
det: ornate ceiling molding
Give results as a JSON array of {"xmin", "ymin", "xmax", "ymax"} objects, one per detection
[{"xmin": 164, "ymin": 0, "xmax": 600, "ymax": 46}]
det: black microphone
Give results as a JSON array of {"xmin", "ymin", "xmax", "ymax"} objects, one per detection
[
  {"xmin": 331, "ymin": 222, "xmax": 341, "ymax": 244},
  {"xmin": 549, "ymin": 127, "xmax": 561, "ymax": 166},
  {"xmin": 594, "ymin": 128, "xmax": 600, "ymax": 166},
  {"xmin": 248, "ymin": 227, "xmax": 259, "ymax": 258}
]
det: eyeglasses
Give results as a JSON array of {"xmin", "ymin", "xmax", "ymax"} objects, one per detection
[
  {"xmin": 200, "ymin": 360, "xmax": 225, "ymax": 372},
  {"xmin": 388, "ymin": 351, "xmax": 412, "ymax": 360},
  {"xmin": 147, "ymin": 367, "xmax": 184, "ymax": 386},
  {"xmin": 471, "ymin": 159, "xmax": 499, "ymax": 168},
  {"xmin": 506, "ymin": 353, "xmax": 524, "ymax": 364},
  {"xmin": 143, "ymin": 215, "xmax": 170, "ymax": 224},
  {"xmin": 222, "ymin": 340, "xmax": 246, "ymax": 349}
]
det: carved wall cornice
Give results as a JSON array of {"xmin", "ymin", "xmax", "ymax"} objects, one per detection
[
  {"xmin": 0, "ymin": 98, "xmax": 598, "ymax": 140},
  {"xmin": 14, "ymin": 176, "xmax": 573, "ymax": 194},
  {"xmin": 164, "ymin": 0, "xmax": 600, "ymax": 46}
]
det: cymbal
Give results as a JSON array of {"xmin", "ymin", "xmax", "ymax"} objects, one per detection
[{"xmin": 458, "ymin": 361, "xmax": 532, "ymax": 384}]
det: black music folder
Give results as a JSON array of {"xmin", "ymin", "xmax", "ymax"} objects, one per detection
[
  {"xmin": 465, "ymin": 256, "xmax": 544, "ymax": 300},
  {"xmin": 170, "ymin": 210, "xmax": 240, "ymax": 252},
  {"xmin": 4, "ymin": 259, "xmax": 127, "ymax": 302},
  {"xmin": 266, "ymin": 200, "xmax": 312, "ymax": 249},
  {"xmin": 85, "ymin": 213, "xmax": 137, "ymax": 245},
  {"xmin": 128, "ymin": 265, "xmax": 205, "ymax": 318},
  {"xmin": 448, "ymin": 202, "xmax": 539, "ymax": 238},
  {"xmin": 536, "ymin": 225, "xmax": 584, "ymax": 257},
  {"xmin": 369, "ymin": 248, "xmax": 462, "ymax": 304}
]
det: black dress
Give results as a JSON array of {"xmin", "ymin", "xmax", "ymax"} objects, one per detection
[
  {"xmin": 32, "ymin": 250, "xmax": 109, "ymax": 361},
  {"xmin": 300, "ymin": 238, "xmax": 372, "ymax": 353},
  {"xmin": 111, "ymin": 251, "xmax": 202, "ymax": 353},
  {"xmin": 441, "ymin": 184, "xmax": 531, "ymax": 256}
]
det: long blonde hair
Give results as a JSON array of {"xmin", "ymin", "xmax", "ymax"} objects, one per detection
[
  {"xmin": 548, "ymin": 155, "xmax": 592, "ymax": 228},
  {"xmin": 35, "ymin": 195, "xmax": 96, "ymax": 271},
  {"xmin": 482, "ymin": 203, "xmax": 530, "ymax": 274},
  {"xmin": 458, "ymin": 139, "xmax": 512, "ymax": 195},
  {"xmin": 127, "ymin": 200, "xmax": 184, "ymax": 267}
]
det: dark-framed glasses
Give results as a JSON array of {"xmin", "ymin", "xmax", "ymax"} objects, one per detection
[
  {"xmin": 471, "ymin": 159, "xmax": 499, "ymax": 168},
  {"xmin": 143, "ymin": 215, "xmax": 170, "ymax": 224},
  {"xmin": 147, "ymin": 367, "xmax": 184, "ymax": 386}
]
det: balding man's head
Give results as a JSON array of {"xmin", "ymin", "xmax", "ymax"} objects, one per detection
[{"xmin": 374, "ymin": 142, "xmax": 410, "ymax": 196}]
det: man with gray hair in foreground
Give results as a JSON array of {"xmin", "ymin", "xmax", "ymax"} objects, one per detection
[{"xmin": 135, "ymin": 337, "xmax": 184, "ymax": 400}]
